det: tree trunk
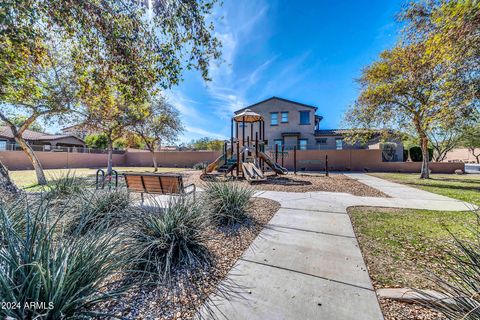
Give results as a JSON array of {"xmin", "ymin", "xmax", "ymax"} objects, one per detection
[
  {"xmin": 469, "ymin": 148, "xmax": 480, "ymax": 164},
  {"xmin": 15, "ymin": 135, "xmax": 47, "ymax": 185},
  {"xmin": 419, "ymin": 136, "xmax": 430, "ymax": 179},
  {"xmin": 0, "ymin": 160, "xmax": 21, "ymax": 195},
  {"xmin": 107, "ymin": 140, "xmax": 114, "ymax": 176},
  {"xmin": 152, "ymin": 151, "xmax": 158, "ymax": 172}
]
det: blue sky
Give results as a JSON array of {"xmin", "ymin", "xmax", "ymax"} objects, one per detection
[
  {"xmin": 167, "ymin": 0, "xmax": 403, "ymax": 143},
  {"xmin": 41, "ymin": 1, "xmax": 403, "ymax": 141}
]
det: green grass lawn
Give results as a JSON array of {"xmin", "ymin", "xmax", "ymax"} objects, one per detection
[
  {"xmin": 350, "ymin": 173, "xmax": 479, "ymax": 290},
  {"xmin": 10, "ymin": 167, "xmax": 187, "ymax": 189},
  {"xmin": 368, "ymin": 172, "xmax": 480, "ymax": 206},
  {"xmin": 349, "ymin": 207, "xmax": 476, "ymax": 289}
]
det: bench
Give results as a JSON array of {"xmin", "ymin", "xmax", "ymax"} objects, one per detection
[{"xmin": 123, "ymin": 173, "xmax": 196, "ymax": 203}]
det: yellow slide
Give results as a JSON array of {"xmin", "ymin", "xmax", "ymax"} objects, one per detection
[
  {"xmin": 258, "ymin": 151, "xmax": 288, "ymax": 174},
  {"xmin": 206, "ymin": 148, "xmax": 232, "ymax": 173}
]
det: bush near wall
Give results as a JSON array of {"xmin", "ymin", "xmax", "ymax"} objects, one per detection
[{"xmin": 409, "ymin": 146, "xmax": 433, "ymax": 162}]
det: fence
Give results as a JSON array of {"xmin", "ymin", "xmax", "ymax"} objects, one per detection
[
  {"xmin": 0, "ymin": 143, "xmax": 125, "ymax": 154},
  {"xmin": 0, "ymin": 149, "xmax": 464, "ymax": 173}
]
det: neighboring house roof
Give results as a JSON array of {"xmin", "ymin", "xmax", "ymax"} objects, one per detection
[
  {"xmin": 314, "ymin": 129, "xmax": 353, "ymax": 136},
  {"xmin": 0, "ymin": 126, "xmax": 85, "ymax": 143},
  {"xmin": 235, "ymin": 97, "xmax": 318, "ymax": 114}
]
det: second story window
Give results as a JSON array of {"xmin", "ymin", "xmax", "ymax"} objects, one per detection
[
  {"xmin": 298, "ymin": 139, "xmax": 308, "ymax": 150},
  {"xmin": 270, "ymin": 112, "xmax": 278, "ymax": 126},
  {"xmin": 336, "ymin": 138, "xmax": 343, "ymax": 150},
  {"xmin": 299, "ymin": 111, "xmax": 310, "ymax": 125},
  {"xmin": 281, "ymin": 112, "xmax": 288, "ymax": 123}
]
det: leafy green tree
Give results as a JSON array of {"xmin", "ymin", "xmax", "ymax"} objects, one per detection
[
  {"xmin": 0, "ymin": 116, "xmax": 44, "ymax": 132},
  {"xmin": 1, "ymin": 0, "xmax": 221, "ymax": 183},
  {"xmin": 190, "ymin": 137, "xmax": 224, "ymax": 151},
  {"xmin": 460, "ymin": 124, "xmax": 480, "ymax": 164},
  {"xmin": 132, "ymin": 96, "xmax": 183, "ymax": 171},
  {"xmin": 84, "ymin": 134, "xmax": 109, "ymax": 150}
]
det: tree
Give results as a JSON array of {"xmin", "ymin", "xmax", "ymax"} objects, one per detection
[
  {"xmin": 190, "ymin": 137, "xmax": 225, "ymax": 151},
  {"xmin": 1, "ymin": 0, "xmax": 221, "ymax": 184},
  {"xmin": 0, "ymin": 161, "xmax": 21, "ymax": 197},
  {"xmin": 85, "ymin": 134, "xmax": 109, "ymax": 150},
  {"xmin": 0, "ymin": 116, "xmax": 44, "ymax": 132},
  {"xmin": 427, "ymin": 123, "xmax": 463, "ymax": 162},
  {"xmin": 132, "ymin": 96, "xmax": 183, "ymax": 171},
  {"xmin": 345, "ymin": 42, "xmax": 463, "ymax": 178},
  {"xmin": 461, "ymin": 124, "xmax": 480, "ymax": 163}
]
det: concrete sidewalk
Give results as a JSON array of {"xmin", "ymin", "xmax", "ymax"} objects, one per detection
[{"xmin": 198, "ymin": 173, "xmax": 474, "ymax": 320}]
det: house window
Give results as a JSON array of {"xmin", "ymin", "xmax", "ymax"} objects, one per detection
[
  {"xmin": 281, "ymin": 112, "xmax": 288, "ymax": 123},
  {"xmin": 299, "ymin": 111, "xmax": 310, "ymax": 125},
  {"xmin": 335, "ymin": 138, "xmax": 343, "ymax": 150},
  {"xmin": 274, "ymin": 139, "xmax": 283, "ymax": 148},
  {"xmin": 270, "ymin": 112, "xmax": 278, "ymax": 126},
  {"xmin": 298, "ymin": 139, "xmax": 308, "ymax": 150},
  {"xmin": 0, "ymin": 140, "xmax": 6, "ymax": 151}
]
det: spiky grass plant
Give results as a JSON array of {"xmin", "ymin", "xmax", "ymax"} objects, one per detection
[
  {"xmin": 0, "ymin": 198, "xmax": 131, "ymax": 319},
  {"xmin": 128, "ymin": 195, "xmax": 211, "ymax": 283},
  {"xmin": 420, "ymin": 209, "xmax": 480, "ymax": 319},
  {"xmin": 44, "ymin": 171, "xmax": 87, "ymax": 200},
  {"xmin": 67, "ymin": 189, "xmax": 130, "ymax": 235},
  {"xmin": 203, "ymin": 181, "xmax": 254, "ymax": 228}
]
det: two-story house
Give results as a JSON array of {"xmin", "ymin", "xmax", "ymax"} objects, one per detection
[{"xmin": 234, "ymin": 97, "xmax": 403, "ymax": 160}]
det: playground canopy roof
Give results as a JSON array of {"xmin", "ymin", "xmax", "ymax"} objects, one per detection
[{"xmin": 233, "ymin": 109, "xmax": 263, "ymax": 123}]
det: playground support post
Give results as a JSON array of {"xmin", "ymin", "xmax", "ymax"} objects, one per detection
[
  {"xmin": 281, "ymin": 145, "xmax": 285, "ymax": 167},
  {"xmin": 223, "ymin": 141, "xmax": 227, "ymax": 161},
  {"xmin": 230, "ymin": 118, "xmax": 233, "ymax": 150},
  {"xmin": 250, "ymin": 122, "xmax": 253, "ymax": 147},
  {"xmin": 293, "ymin": 146, "xmax": 297, "ymax": 174},
  {"xmin": 242, "ymin": 116, "xmax": 245, "ymax": 162},
  {"xmin": 236, "ymin": 141, "xmax": 240, "ymax": 177},
  {"xmin": 275, "ymin": 143, "xmax": 278, "ymax": 163},
  {"xmin": 325, "ymin": 154, "xmax": 329, "ymax": 177},
  {"xmin": 255, "ymin": 132, "xmax": 258, "ymax": 158}
]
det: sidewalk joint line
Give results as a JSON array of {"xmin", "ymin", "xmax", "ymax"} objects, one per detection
[
  {"xmin": 268, "ymin": 224, "xmax": 356, "ymax": 239},
  {"xmin": 240, "ymin": 258, "xmax": 374, "ymax": 292},
  {"xmin": 279, "ymin": 206, "xmax": 347, "ymax": 215}
]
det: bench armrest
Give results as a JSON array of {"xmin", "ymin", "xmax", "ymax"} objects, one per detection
[{"xmin": 183, "ymin": 183, "xmax": 196, "ymax": 194}]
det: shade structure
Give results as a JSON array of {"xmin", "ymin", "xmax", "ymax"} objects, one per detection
[{"xmin": 233, "ymin": 109, "xmax": 263, "ymax": 123}]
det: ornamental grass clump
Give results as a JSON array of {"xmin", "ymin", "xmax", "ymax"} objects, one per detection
[
  {"xmin": 421, "ymin": 209, "xmax": 480, "ymax": 319},
  {"xmin": 128, "ymin": 195, "xmax": 211, "ymax": 283},
  {"xmin": 44, "ymin": 171, "xmax": 87, "ymax": 200},
  {"xmin": 0, "ymin": 198, "xmax": 131, "ymax": 319},
  {"xmin": 68, "ymin": 189, "xmax": 130, "ymax": 235},
  {"xmin": 203, "ymin": 181, "xmax": 254, "ymax": 228}
]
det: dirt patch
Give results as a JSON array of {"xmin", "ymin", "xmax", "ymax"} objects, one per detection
[
  {"xmin": 183, "ymin": 170, "xmax": 388, "ymax": 197},
  {"xmin": 103, "ymin": 197, "xmax": 281, "ymax": 319},
  {"xmin": 379, "ymin": 298, "xmax": 445, "ymax": 320}
]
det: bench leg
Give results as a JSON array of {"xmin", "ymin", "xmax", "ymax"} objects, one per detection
[{"xmin": 141, "ymin": 192, "xmax": 144, "ymax": 205}]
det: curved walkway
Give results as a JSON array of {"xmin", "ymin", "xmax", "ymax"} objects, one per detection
[{"xmin": 198, "ymin": 173, "xmax": 473, "ymax": 320}]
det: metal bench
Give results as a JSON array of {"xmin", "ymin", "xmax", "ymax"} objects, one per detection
[{"xmin": 123, "ymin": 173, "xmax": 196, "ymax": 203}]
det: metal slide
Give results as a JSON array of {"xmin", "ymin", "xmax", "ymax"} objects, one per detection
[
  {"xmin": 242, "ymin": 162, "xmax": 266, "ymax": 182},
  {"xmin": 258, "ymin": 151, "xmax": 288, "ymax": 174},
  {"xmin": 206, "ymin": 148, "xmax": 232, "ymax": 173}
]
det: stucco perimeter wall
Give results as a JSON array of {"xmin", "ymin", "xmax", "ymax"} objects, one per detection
[
  {"xmin": 125, "ymin": 151, "xmax": 221, "ymax": 168},
  {"xmin": 0, "ymin": 151, "xmax": 126, "ymax": 170},
  {"xmin": 281, "ymin": 149, "xmax": 464, "ymax": 173},
  {"xmin": 0, "ymin": 149, "xmax": 464, "ymax": 173}
]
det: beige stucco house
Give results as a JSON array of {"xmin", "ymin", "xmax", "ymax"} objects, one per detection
[
  {"xmin": 234, "ymin": 97, "xmax": 403, "ymax": 161},
  {"xmin": 0, "ymin": 126, "xmax": 86, "ymax": 151}
]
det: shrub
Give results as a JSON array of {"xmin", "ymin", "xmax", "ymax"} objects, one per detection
[
  {"xmin": 193, "ymin": 162, "xmax": 207, "ymax": 170},
  {"xmin": 421, "ymin": 209, "xmax": 480, "ymax": 319},
  {"xmin": 0, "ymin": 198, "xmax": 130, "ymax": 319},
  {"xmin": 409, "ymin": 146, "xmax": 433, "ymax": 162},
  {"xmin": 128, "ymin": 196, "xmax": 211, "ymax": 283},
  {"xmin": 44, "ymin": 171, "xmax": 88, "ymax": 200},
  {"xmin": 203, "ymin": 182, "xmax": 254, "ymax": 228},
  {"xmin": 67, "ymin": 189, "xmax": 130, "ymax": 235}
]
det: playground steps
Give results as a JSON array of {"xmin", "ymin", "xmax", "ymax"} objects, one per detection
[{"xmin": 217, "ymin": 158, "xmax": 237, "ymax": 174}]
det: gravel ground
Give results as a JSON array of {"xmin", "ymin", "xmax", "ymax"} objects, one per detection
[
  {"xmin": 183, "ymin": 170, "xmax": 388, "ymax": 197},
  {"xmin": 102, "ymin": 197, "xmax": 281, "ymax": 319},
  {"xmin": 379, "ymin": 298, "xmax": 445, "ymax": 320}
]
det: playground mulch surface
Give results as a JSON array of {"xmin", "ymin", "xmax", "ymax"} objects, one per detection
[
  {"xmin": 183, "ymin": 171, "xmax": 388, "ymax": 198},
  {"xmin": 103, "ymin": 197, "xmax": 281, "ymax": 320}
]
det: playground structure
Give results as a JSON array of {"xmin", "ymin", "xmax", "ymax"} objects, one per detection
[{"xmin": 205, "ymin": 109, "xmax": 288, "ymax": 182}]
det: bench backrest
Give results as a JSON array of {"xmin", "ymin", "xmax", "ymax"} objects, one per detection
[{"xmin": 124, "ymin": 174, "xmax": 184, "ymax": 194}]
